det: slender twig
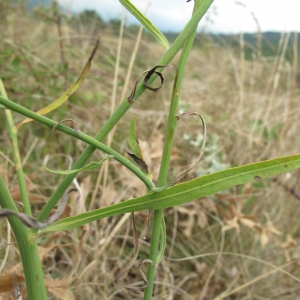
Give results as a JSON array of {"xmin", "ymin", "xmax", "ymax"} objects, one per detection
[
  {"xmin": 0, "ymin": 188, "xmax": 78, "ymax": 229},
  {"xmin": 0, "ymin": 242, "xmax": 17, "ymax": 252},
  {"xmin": 0, "ymin": 80, "xmax": 31, "ymax": 215},
  {"xmin": 272, "ymin": 177, "xmax": 300, "ymax": 201},
  {"xmin": 115, "ymin": 213, "xmax": 154, "ymax": 290},
  {"xmin": 171, "ymin": 111, "xmax": 206, "ymax": 186}
]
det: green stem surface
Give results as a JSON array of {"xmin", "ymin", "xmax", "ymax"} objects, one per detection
[
  {"xmin": 0, "ymin": 176, "xmax": 47, "ymax": 299},
  {"xmin": 143, "ymin": 1, "xmax": 203, "ymax": 298},
  {"xmin": 35, "ymin": 0, "xmax": 214, "ymax": 221},
  {"xmin": 0, "ymin": 80, "xmax": 47, "ymax": 298},
  {"xmin": 0, "ymin": 94, "xmax": 154, "ymax": 191},
  {"xmin": 0, "ymin": 80, "xmax": 31, "ymax": 215}
]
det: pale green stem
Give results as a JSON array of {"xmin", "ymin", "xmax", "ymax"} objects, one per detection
[
  {"xmin": 0, "ymin": 80, "xmax": 31, "ymax": 215},
  {"xmin": 0, "ymin": 81, "xmax": 47, "ymax": 298},
  {"xmin": 0, "ymin": 94, "xmax": 154, "ymax": 191},
  {"xmin": 0, "ymin": 176, "xmax": 47, "ymax": 299},
  {"xmin": 143, "ymin": 1, "xmax": 204, "ymax": 298}
]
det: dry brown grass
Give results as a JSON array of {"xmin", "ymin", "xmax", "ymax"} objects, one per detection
[{"xmin": 1, "ymin": 4, "xmax": 300, "ymax": 299}]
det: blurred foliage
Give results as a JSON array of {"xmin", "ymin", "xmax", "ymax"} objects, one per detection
[{"xmin": 69, "ymin": 9, "xmax": 106, "ymax": 29}]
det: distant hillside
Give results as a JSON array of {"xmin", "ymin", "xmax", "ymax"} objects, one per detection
[
  {"xmin": 25, "ymin": 2, "xmax": 300, "ymax": 62},
  {"xmin": 28, "ymin": 0, "xmax": 52, "ymax": 10},
  {"xmin": 215, "ymin": 32, "xmax": 300, "ymax": 60},
  {"xmin": 162, "ymin": 31, "xmax": 300, "ymax": 61}
]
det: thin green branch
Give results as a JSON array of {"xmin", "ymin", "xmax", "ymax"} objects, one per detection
[
  {"xmin": 0, "ymin": 94, "xmax": 154, "ymax": 192},
  {"xmin": 0, "ymin": 80, "xmax": 31, "ymax": 215},
  {"xmin": 143, "ymin": 0, "xmax": 205, "ymax": 298},
  {"xmin": 0, "ymin": 176, "xmax": 47, "ymax": 299}
]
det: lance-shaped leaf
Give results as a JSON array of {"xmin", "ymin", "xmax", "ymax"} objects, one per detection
[
  {"xmin": 43, "ymin": 156, "xmax": 112, "ymax": 175},
  {"xmin": 119, "ymin": 0, "xmax": 169, "ymax": 49},
  {"xmin": 178, "ymin": 104, "xmax": 190, "ymax": 116},
  {"xmin": 0, "ymin": 188, "xmax": 77, "ymax": 229},
  {"xmin": 16, "ymin": 40, "xmax": 99, "ymax": 129},
  {"xmin": 39, "ymin": 153, "xmax": 300, "ymax": 234},
  {"xmin": 127, "ymin": 116, "xmax": 153, "ymax": 181},
  {"xmin": 128, "ymin": 115, "xmax": 143, "ymax": 159}
]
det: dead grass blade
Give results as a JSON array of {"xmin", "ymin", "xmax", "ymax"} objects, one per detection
[
  {"xmin": 45, "ymin": 278, "xmax": 76, "ymax": 300},
  {"xmin": 115, "ymin": 212, "xmax": 153, "ymax": 290},
  {"xmin": 0, "ymin": 272, "xmax": 24, "ymax": 293},
  {"xmin": 171, "ymin": 111, "xmax": 206, "ymax": 186},
  {"xmin": 0, "ymin": 242, "xmax": 17, "ymax": 252},
  {"xmin": 0, "ymin": 188, "xmax": 78, "ymax": 229},
  {"xmin": 49, "ymin": 118, "xmax": 80, "ymax": 137},
  {"xmin": 124, "ymin": 148, "xmax": 149, "ymax": 173}
]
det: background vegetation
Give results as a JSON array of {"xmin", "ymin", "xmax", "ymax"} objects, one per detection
[{"xmin": 1, "ymin": 0, "xmax": 300, "ymax": 299}]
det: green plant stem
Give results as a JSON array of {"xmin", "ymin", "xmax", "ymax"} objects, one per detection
[
  {"xmin": 0, "ymin": 94, "xmax": 154, "ymax": 191},
  {"xmin": 0, "ymin": 176, "xmax": 47, "ymax": 299},
  {"xmin": 0, "ymin": 81, "xmax": 46, "ymax": 298},
  {"xmin": 33, "ymin": 0, "xmax": 214, "ymax": 222},
  {"xmin": 0, "ymin": 80, "xmax": 31, "ymax": 215},
  {"xmin": 143, "ymin": 1, "xmax": 203, "ymax": 298}
]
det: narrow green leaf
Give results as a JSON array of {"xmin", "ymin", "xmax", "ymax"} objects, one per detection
[
  {"xmin": 156, "ymin": 218, "xmax": 166, "ymax": 264},
  {"xmin": 127, "ymin": 116, "xmax": 153, "ymax": 181},
  {"xmin": 39, "ymin": 154, "xmax": 300, "ymax": 234},
  {"xmin": 119, "ymin": 0, "xmax": 169, "ymax": 49},
  {"xmin": 43, "ymin": 156, "xmax": 111, "ymax": 175},
  {"xmin": 128, "ymin": 115, "xmax": 142, "ymax": 158}
]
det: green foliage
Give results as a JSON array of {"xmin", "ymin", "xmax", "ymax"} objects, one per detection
[
  {"xmin": 119, "ymin": 0, "xmax": 169, "ymax": 49},
  {"xmin": 1, "ymin": 0, "xmax": 300, "ymax": 299},
  {"xmin": 43, "ymin": 157, "xmax": 112, "ymax": 175},
  {"xmin": 40, "ymin": 153, "xmax": 300, "ymax": 233}
]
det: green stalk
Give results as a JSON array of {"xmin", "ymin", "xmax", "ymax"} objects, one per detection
[
  {"xmin": 33, "ymin": 0, "xmax": 214, "ymax": 221},
  {"xmin": 0, "ymin": 94, "xmax": 154, "ymax": 191},
  {"xmin": 143, "ymin": 1, "xmax": 203, "ymax": 298},
  {"xmin": 0, "ymin": 176, "xmax": 47, "ymax": 298},
  {"xmin": 0, "ymin": 81, "xmax": 47, "ymax": 298},
  {"xmin": 0, "ymin": 80, "xmax": 31, "ymax": 215}
]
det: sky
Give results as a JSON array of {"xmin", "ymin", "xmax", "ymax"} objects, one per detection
[{"xmin": 57, "ymin": 0, "xmax": 300, "ymax": 34}]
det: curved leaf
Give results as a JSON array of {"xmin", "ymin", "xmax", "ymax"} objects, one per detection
[
  {"xmin": 156, "ymin": 218, "xmax": 166, "ymax": 264},
  {"xmin": 43, "ymin": 157, "xmax": 111, "ymax": 175},
  {"xmin": 39, "ymin": 154, "xmax": 300, "ymax": 234},
  {"xmin": 119, "ymin": 0, "xmax": 169, "ymax": 49}
]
